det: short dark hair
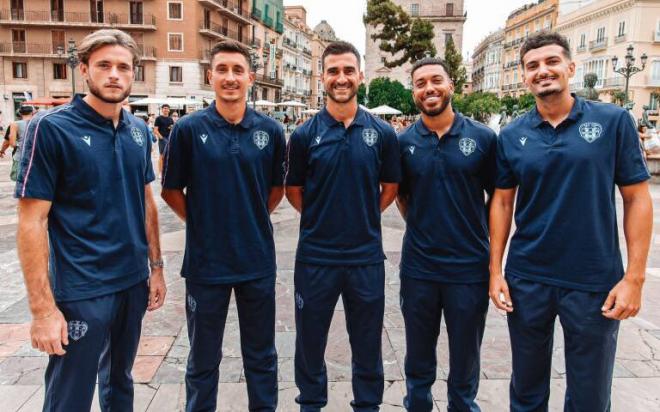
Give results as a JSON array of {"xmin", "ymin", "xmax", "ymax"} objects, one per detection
[
  {"xmin": 410, "ymin": 57, "xmax": 452, "ymax": 80},
  {"xmin": 18, "ymin": 105, "xmax": 34, "ymax": 116},
  {"xmin": 520, "ymin": 31, "xmax": 571, "ymax": 66},
  {"xmin": 161, "ymin": 104, "xmax": 170, "ymax": 109},
  {"xmin": 209, "ymin": 40, "xmax": 252, "ymax": 70},
  {"xmin": 321, "ymin": 41, "xmax": 361, "ymax": 69}
]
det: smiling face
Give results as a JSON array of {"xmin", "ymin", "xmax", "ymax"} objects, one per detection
[
  {"xmin": 209, "ymin": 51, "xmax": 254, "ymax": 104},
  {"xmin": 412, "ymin": 64, "xmax": 454, "ymax": 116},
  {"xmin": 521, "ymin": 44, "xmax": 575, "ymax": 99},
  {"xmin": 322, "ymin": 52, "xmax": 363, "ymax": 104},
  {"xmin": 80, "ymin": 44, "xmax": 134, "ymax": 104}
]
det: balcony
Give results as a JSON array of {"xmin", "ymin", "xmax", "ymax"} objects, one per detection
[
  {"xmin": 263, "ymin": 15, "xmax": 273, "ymax": 27},
  {"xmin": 614, "ymin": 34, "xmax": 627, "ymax": 44},
  {"xmin": 576, "ymin": 44, "xmax": 586, "ymax": 53},
  {"xmin": 589, "ymin": 38, "xmax": 608, "ymax": 52},
  {"xmin": 0, "ymin": 42, "xmax": 53, "ymax": 56},
  {"xmin": 0, "ymin": 9, "xmax": 156, "ymax": 30},
  {"xmin": 646, "ymin": 75, "xmax": 660, "ymax": 88},
  {"xmin": 136, "ymin": 44, "xmax": 156, "ymax": 60},
  {"xmin": 251, "ymin": 7, "xmax": 262, "ymax": 20},
  {"xmin": 252, "ymin": 38, "xmax": 262, "ymax": 49},
  {"xmin": 600, "ymin": 77, "xmax": 624, "ymax": 89},
  {"xmin": 254, "ymin": 73, "xmax": 283, "ymax": 87},
  {"xmin": 197, "ymin": 0, "xmax": 251, "ymax": 25},
  {"xmin": 275, "ymin": 21, "xmax": 283, "ymax": 33},
  {"xmin": 199, "ymin": 21, "xmax": 251, "ymax": 45},
  {"xmin": 654, "ymin": 30, "xmax": 660, "ymax": 43},
  {"xmin": 302, "ymin": 47, "xmax": 312, "ymax": 56}
]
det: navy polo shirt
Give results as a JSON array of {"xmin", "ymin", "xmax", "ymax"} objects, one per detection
[
  {"xmin": 496, "ymin": 96, "xmax": 650, "ymax": 292},
  {"xmin": 15, "ymin": 95, "xmax": 155, "ymax": 302},
  {"xmin": 399, "ymin": 112, "xmax": 497, "ymax": 282},
  {"xmin": 162, "ymin": 103, "xmax": 286, "ymax": 284},
  {"xmin": 285, "ymin": 107, "xmax": 401, "ymax": 266}
]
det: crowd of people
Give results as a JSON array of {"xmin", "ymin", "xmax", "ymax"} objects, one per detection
[{"xmin": 6, "ymin": 27, "xmax": 656, "ymax": 412}]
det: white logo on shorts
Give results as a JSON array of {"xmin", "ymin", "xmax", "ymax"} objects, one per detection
[
  {"xmin": 130, "ymin": 127, "xmax": 144, "ymax": 147},
  {"xmin": 81, "ymin": 136, "xmax": 91, "ymax": 146},
  {"xmin": 579, "ymin": 122, "xmax": 603, "ymax": 143},
  {"xmin": 295, "ymin": 292, "xmax": 304, "ymax": 310},
  {"xmin": 68, "ymin": 320, "xmax": 88, "ymax": 341},
  {"xmin": 253, "ymin": 131, "xmax": 269, "ymax": 150},
  {"xmin": 459, "ymin": 137, "xmax": 476, "ymax": 156},
  {"xmin": 362, "ymin": 128, "xmax": 379, "ymax": 147},
  {"xmin": 187, "ymin": 294, "xmax": 197, "ymax": 312}
]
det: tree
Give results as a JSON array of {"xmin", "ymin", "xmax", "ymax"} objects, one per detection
[
  {"xmin": 453, "ymin": 92, "xmax": 501, "ymax": 123},
  {"xmin": 517, "ymin": 93, "xmax": 536, "ymax": 111},
  {"xmin": 443, "ymin": 36, "xmax": 467, "ymax": 92},
  {"xmin": 364, "ymin": 0, "xmax": 436, "ymax": 68},
  {"xmin": 357, "ymin": 84, "xmax": 367, "ymax": 106},
  {"xmin": 500, "ymin": 95, "xmax": 518, "ymax": 115},
  {"xmin": 367, "ymin": 77, "xmax": 417, "ymax": 115},
  {"xmin": 609, "ymin": 89, "xmax": 626, "ymax": 106}
]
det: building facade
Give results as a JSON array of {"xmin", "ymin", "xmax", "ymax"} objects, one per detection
[
  {"xmin": 472, "ymin": 29, "xmax": 504, "ymax": 96},
  {"xmin": 364, "ymin": 0, "xmax": 466, "ymax": 88},
  {"xmin": 501, "ymin": 0, "xmax": 559, "ymax": 97},
  {"xmin": 310, "ymin": 20, "xmax": 337, "ymax": 109},
  {"xmin": 557, "ymin": 0, "xmax": 660, "ymax": 124},
  {"xmin": 250, "ymin": 0, "xmax": 284, "ymax": 103},
  {"xmin": 281, "ymin": 5, "xmax": 312, "ymax": 105}
]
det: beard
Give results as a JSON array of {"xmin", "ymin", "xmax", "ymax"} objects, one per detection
[
  {"xmin": 326, "ymin": 84, "xmax": 358, "ymax": 104},
  {"xmin": 86, "ymin": 79, "xmax": 131, "ymax": 104},
  {"xmin": 415, "ymin": 93, "xmax": 452, "ymax": 117},
  {"xmin": 535, "ymin": 86, "xmax": 563, "ymax": 98}
]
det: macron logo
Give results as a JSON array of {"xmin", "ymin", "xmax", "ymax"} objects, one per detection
[
  {"xmin": 200, "ymin": 134, "xmax": 208, "ymax": 144},
  {"xmin": 82, "ymin": 136, "xmax": 91, "ymax": 146},
  {"xmin": 519, "ymin": 136, "xmax": 527, "ymax": 146}
]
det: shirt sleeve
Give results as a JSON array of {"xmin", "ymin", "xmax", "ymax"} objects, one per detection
[
  {"xmin": 271, "ymin": 125, "xmax": 286, "ymax": 187},
  {"xmin": 14, "ymin": 116, "xmax": 60, "ymax": 200},
  {"xmin": 143, "ymin": 124, "xmax": 156, "ymax": 185},
  {"xmin": 480, "ymin": 132, "xmax": 498, "ymax": 197},
  {"xmin": 615, "ymin": 111, "xmax": 650, "ymax": 186},
  {"xmin": 284, "ymin": 128, "xmax": 307, "ymax": 187},
  {"xmin": 161, "ymin": 122, "xmax": 189, "ymax": 189},
  {"xmin": 379, "ymin": 127, "xmax": 402, "ymax": 183},
  {"xmin": 495, "ymin": 133, "xmax": 517, "ymax": 189}
]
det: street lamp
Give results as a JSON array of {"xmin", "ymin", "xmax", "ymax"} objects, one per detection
[
  {"xmin": 57, "ymin": 39, "xmax": 79, "ymax": 95},
  {"xmin": 611, "ymin": 44, "xmax": 647, "ymax": 105},
  {"xmin": 249, "ymin": 49, "xmax": 264, "ymax": 110}
]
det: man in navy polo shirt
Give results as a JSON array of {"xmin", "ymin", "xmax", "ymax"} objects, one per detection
[
  {"xmin": 15, "ymin": 30, "xmax": 166, "ymax": 412},
  {"xmin": 490, "ymin": 32, "xmax": 652, "ymax": 411},
  {"xmin": 397, "ymin": 58, "xmax": 496, "ymax": 412},
  {"xmin": 161, "ymin": 40, "xmax": 285, "ymax": 412},
  {"xmin": 285, "ymin": 41, "xmax": 401, "ymax": 412}
]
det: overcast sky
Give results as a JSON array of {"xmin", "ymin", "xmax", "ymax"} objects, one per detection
[{"xmin": 283, "ymin": 0, "xmax": 535, "ymax": 60}]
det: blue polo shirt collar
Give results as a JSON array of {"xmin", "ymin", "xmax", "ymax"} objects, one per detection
[
  {"xmin": 318, "ymin": 106, "xmax": 368, "ymax": 128},
  {"xmin": 71, "ymin": 94, "xmax": 131, "ymax": 128},
  {"xmin": 529, "ymin": 94, "xmax": 585, "ymax": 128},
  {"xmin": 207, "ymin": 101, "xmax": 256, "ymax": 129},
  {"xmin": 414, "ymin": 111, "xmax": 465, "ymax": 138}
]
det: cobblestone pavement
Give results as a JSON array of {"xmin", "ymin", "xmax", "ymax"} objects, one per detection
[{"xmin": 1, "ymin": 153, "xmax": 659, "ymax": 411}]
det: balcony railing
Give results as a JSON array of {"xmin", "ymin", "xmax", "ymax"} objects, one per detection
[
  {"xmin": 614, "ymin": 34, "xmax": 627, "ymax": 43},
  {"xmin": 0, "ymin": 9, "xmax": 155, "ymax": 26},
  {"xmin": 275, "ymin": 21, "xmax": 283, "ymax": 33},
  {"xmin": 136, "ymin": 44, "xmax": 156, "ymax": 59},
  {"xmin": 198, "ymin": 0, "xmax": 250, "ymax": 21},
  {"xmin": 646, "ymin": 75, "xmax": 660, "ymax": 87},
  {"xmin": 263, "ymin": 15, "xmax": 273, "ymax": 27},
  {"xmin": 251, "ymin": 7, "xmax": 262, "ymax": 20},
  {"xmin": 589, "ymin": 38, "xmax": 608, "ymax": 52},
  {"xmin": 254, "ymin": 73, "xmax": 283, "ymax": 86},
  {"xmin": 0, "ymin": 42, "xmax": 52, "ymax": 55},
  {"xmin": 601, "ymin": 77, "xmax": 624, "ymax": 88},
  {"xmin": 200, "ymin": 21, "xmax": 251, "ymax": 44},
  {"xmin": 576, "ymin": 44, "xmax": 586, "ymax": 53}
]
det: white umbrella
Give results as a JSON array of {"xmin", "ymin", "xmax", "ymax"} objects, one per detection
[
  {"xmin": 302, "ymin": 109, "xmax": 319, "ymax": 114},
  {"xmin": 277, "ymin": 100, "xmax": 307, "ymax": 108},
  {"xmin": 129, "ymin": 97, "xmax": 203, "ymax": 106},
  {"xmin": 368, "ymin": 105, "xmax": 402, "ymax": 115},
  {"xmin": 251, "ymin": 100, "xmax": 277, "ymax": 107}
]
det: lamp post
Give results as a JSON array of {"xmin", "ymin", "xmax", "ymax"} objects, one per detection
[
  {"xmin": 249, "ymin": 49, "xmax": 264, "ymax": 110},
  {"xmin": 611, "ymin": 44, "xmax": 647, "ymax": 105},
  {"xmin": 57, "ymin": 39, "xmax": 79, "ymax": 95}
]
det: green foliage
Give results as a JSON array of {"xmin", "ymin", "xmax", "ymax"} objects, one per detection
[
  {"xmin": 444, "ymin": 37, "xmax": 466, "ymax": 92},
  {"xmin": 364, "ymin": 0, "xmax": 436, "ymax": 68},
  {"xmin": 517, "ymin": 93, "xmax": 536, "ymax": 111},
  {"xmin": 500, "ymin": 95, "xmax": 518, "ymax": 115},
  {"xmin": 610, "ymin": 89, "xmax": 626, "ymax": 106},
  {"xmin": 453, "ymin": 92, "xmax": 501, "ymax": 123},
  {"xmin": 367, "ymin": 77, "xmax": 417, "ymax": 115},
  {"xmin": 499, "ymin": 93, "xmax": 535, "ymax": 115},
  {"xmin": 357, "ymin": 84, "xmax": 367, "ymax": 106}
]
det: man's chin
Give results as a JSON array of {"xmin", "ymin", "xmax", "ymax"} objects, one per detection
[{"xmin": 535, "ymin": 87, "xmax": 563, "ymax": 98}]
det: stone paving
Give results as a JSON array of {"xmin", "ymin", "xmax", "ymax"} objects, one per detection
[{"xmin": 1, "ymin": 152, "xmax": 660, "ymax": 411}]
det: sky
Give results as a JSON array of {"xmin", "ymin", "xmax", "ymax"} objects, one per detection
[{"xmin": 282, "ymin": 0, "xmax": 535, "ymax": 60}]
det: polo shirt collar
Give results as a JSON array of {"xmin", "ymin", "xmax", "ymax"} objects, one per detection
[
  {"xmin": 71, "ymin": 94, "xmax": 131, "ymax": 128},
  {"xmin": 207, "ymin": 101, "xmax": 256, "ymax": 129},
  {"xmin": 318, "ymin": 106, "xmax": 368, "ymax": 128},
  {"xmin": 414, "ymin": 111, "xmax": 465, "ymax": 138},
  {"xmin": 530, "ymin": 93, "xmax": 585, "ymax": 128}
]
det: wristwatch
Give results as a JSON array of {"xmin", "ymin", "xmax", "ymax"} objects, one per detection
[{"xmin": 149, "ymin": 258, "xmax": 164, "ymax": 269}]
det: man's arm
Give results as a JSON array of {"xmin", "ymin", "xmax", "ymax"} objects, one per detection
[
  {"xmin": 380, "ymin": 182, "xmax": 398, "ymax": 212},
  {"xmin": 395, "ymin": 192, "xmax": 408, "ymax": 219},
  {"xmin": 8, "ymin": 122, "xmax": 17, "ymax": 147},
  {"xmin": 602, "ymin": 181, "xmax": 652, "ymax": 320},
  {"xmin": 488, "ymin": 187, "xmax": 516, "ymax": 312},
  {"xmin": 145, "ymin": 184, "xmax": 166, "ymax": 311},
  {"xmin": 161, "ymin": 188, "xmax": 187, "ymax": 221},
  {"xmin": 152, "ymin": 119, "xmax": 163, "ymax": 140},
  {"xmin": 17, "ymin": 198, "xmax": 69, "ymax": 355},
  {"xmin": 268, "ymin": 186, "xmax": 284, "ymax": 213},
  {"xmin": 286, "ymin": 186, "xmax": 303, "ymax": 213}
]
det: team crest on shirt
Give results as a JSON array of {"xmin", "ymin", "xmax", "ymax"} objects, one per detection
[
  {"xmin": 579, "ymin": 122, "xmax": 603, "ymax": 143},
  {"xmin": 253, "ymin": 130, "xmax": 269, "ymax": 150},
  {"xmin": 68, "ymin": 320, "xmax": 88, "ymax": 341},
  {"xmin": 81, "ymin": 135, "xmax": 91, "ymax": 146},
  {"xmin": 407, "ymin": 145, "xmax": 415, "ymax": 155},
  {"xmin": 362, "ymin": 128, "xmax": 379, "ymax": 147},
  {"xmin": 458, "ymin": 137, "xmax": 476, "ymax": 156},
  {"xmin": 199, "ymin": 134, "xmax": 208, "ymax": 144},
  {"xmin": 130, "ymin": 127, "xmax": 144, "ymax": 147}
]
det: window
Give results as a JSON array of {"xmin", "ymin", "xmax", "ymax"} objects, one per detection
[
  {"xmin": 652, "ymin": 60, "xmax": 660, "ymax": 80},
  {"xmin": 168, "ymin": 33, "xmax": 183, "ymax": 51},
  {"xmin": 12, "ymin": 29, "xmax": 25, "ymax": 53},
  {"xmin": 53, "ymin": 63, "xmax": 66, "ymax": 79},
  {"xmin": 579, "ymin": 33, "xmax": 586, "ymax": 48},
  {"xmin": 129, "ymin": 1, "xmax": 143, "ymax": 24},
  {"xmin": 168, "ymin": 2, "xmax": 182, "ymax": 20},
  {"xmin": 52, "ymin": 30, "xmax": 64, "ymax": 53},
  {"xmin": 444, "ymin": 33, "xmax": 453, "ymax": 45},
  {"xmin": 12, "ymin": 62, "xmax": 27, "ymax": 78},
  {"xmin": 169, "ymin": 66, "xmax": 182, "ymax": 82},
  {"xmin": 446, "ymin": 3, "xmax": 453, "ymax": 16},
  {"xmin": 410, "ymin": 3, "xmax": 419, "ymax": 16},
  {"xmin": 617, "ymin": 21, "xmax": 625, "ymax": 37},
  {"xmin": 596, "ymin": 27, "xmax": 605, "ymax": 42},
  {"xmin": 90, "ymin": 0, "xmax": 104, "ymax": 23},
  {"xmin": 201, "ymin": 64, "xmax": 209, "ymax": 85},
  {"xmin": 135, "ymin": 65, "xmax": 144, "ymax": 82}
]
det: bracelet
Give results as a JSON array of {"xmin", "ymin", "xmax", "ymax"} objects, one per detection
[{"xmin": 149, "ymin": 258, "xmax": 164, "ymax": 269}]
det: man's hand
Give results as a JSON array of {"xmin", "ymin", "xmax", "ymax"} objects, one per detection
[
  {"xmin": 31, "ymin": 309, "xmax": 68, "ymax": 355},
  {"xmin": 148, "ymin": 268, "xmax": 167, "ymax": 311},
  {"xmin": 489, "ymin": 273, "xmax": 513, "ymax": 313},
  {"xmin": 602, "ymin": 276, "xmax": 643, "ymax": 320}
]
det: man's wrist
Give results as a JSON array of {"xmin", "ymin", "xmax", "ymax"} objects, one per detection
[
  {"xmin": 623, "ymin": 271, "xmax": 645, "ymax": 285},
  {"xmin": 149, "ymin": 258, "xmax": 164, "ymax": 269}
]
